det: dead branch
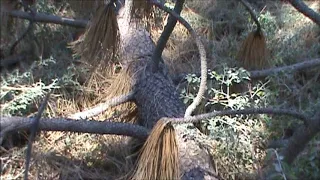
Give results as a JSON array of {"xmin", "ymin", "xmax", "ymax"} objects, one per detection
[
  {"xmin": 5, "ymin": 10, "xmax": 88, "ymax": 28},
  {"xmin": 288, "ymin": 0, "xmax": 320, "ymax": 25},
  {"xmin": 68, "ymin": 91, "xmax": 135, "ymax": 119},
  {"xmin": 0, "ymin": 117, "xmax": 149, "ymax": 142},
  {"xmin": 150, "ymin": 0, "xmax": 208, "ymax": 117},
  {"xmin": 172, "ymin": 58, "xmax": 320, "ymax": 84}
]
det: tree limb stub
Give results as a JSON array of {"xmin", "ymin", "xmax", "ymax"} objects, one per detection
[
  {"xmin": 68, "ymin": 91, "xmax": 135, "ymax": 119},
  {"xmin": 0, "ymin": 117, "xmax": 149, "ymax": 142},
  {"xmin": 5, "ymin": 10, "xmax": 88, "ymax": 28}
]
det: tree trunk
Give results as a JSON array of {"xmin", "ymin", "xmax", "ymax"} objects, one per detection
[{"xmin": 116, "ymin": 6, "xmax": 218, "ymax": 180}]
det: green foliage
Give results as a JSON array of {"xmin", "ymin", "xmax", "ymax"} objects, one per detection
[
  {"xmin": 0, "ymin": 56, "xmax": 83, "ymax": 116},
  {"xmin": 258, "ymin": 11, "xmax": 278, "ymax": 37},
  {"xmin": 181, "ymin": 62, "xmax": 320, "ymax": 179},
  {"xmin": 181, "ymin": 67, "xmax": 270, "ymax": 179}
]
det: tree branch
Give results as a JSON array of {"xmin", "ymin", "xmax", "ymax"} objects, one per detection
[
  {"xmin": 68, "ymin": 91, "xmax": 135, "ymax": 119},
  {"xmin": 172, "ymin": 58, "xmax": 320, "ymax": 84},
  {"xmin": 5, "ymin": 10, "xmax": 88, "ymax": 28},
  {"xmin": 151, "ymin": 0, "xmax": 185, "ymax": 71},
  {"xmin": 282, "ymin": 110, "xmax": 320, "ymax": 164},
  {"xmin": 288, "ymin": 0, "xmax": 320, "ymax": 25},
  {"xmin": 162, "ymin": 107, "xmax": 309, "ymax": 125},
  {"xmin": 2, "ymin": 107, "xmax": 308, "ymax": 144},
  {"xmin": 0, "ymin": 117, "xmax": 149, "ymax": 141},
  {"xmin": 239, "ymin": 0, "xmax": 261, "ymax": 31},
  {"xmin": 250, "ymin": 58, "xmax": 320, "ymax": 79},
  {"xmin": 150, "ymin": 0, "xmax": 208, "ymax": 117}
]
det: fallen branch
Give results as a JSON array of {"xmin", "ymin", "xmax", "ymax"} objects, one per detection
[
  {"xmin": 68, "ymin": 91, "xmax": 135, "ymax": 119},
  {"xmin": 172, "ymin": 58, "xmax": 320, "ymax": 84},
  {"xmin": 5, "ymin": 10, "xmax": 88, "ymax": 28},
  {"xmin": 0, "ymin": 117, "xmax": 149, "ymax": 141},
  {"xmin": 1, "ymin": 107, "xmax": 307, "ymax": 143},
  {"xmin": 288, "ymin": 0, "xmax": 320, "ymax": 25}
]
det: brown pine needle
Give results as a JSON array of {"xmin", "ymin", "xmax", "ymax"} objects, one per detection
[
  {"xmin": 131, "ymin": 119, "xmax": 179, "ymax": 180},
  {"xmin": 70, "ymin": 3, "xmax": 120, "ymax": 66},
  {"xmin": 237, "ymin": 30, "xmax": 269, "ymax": 70}
]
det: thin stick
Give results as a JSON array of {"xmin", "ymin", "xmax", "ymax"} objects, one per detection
[{"xmin": 24, "ymin": 93, "xmax": 50, "ymax": 180}]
